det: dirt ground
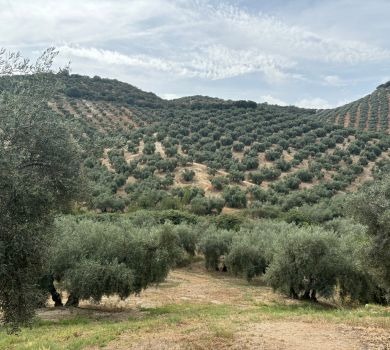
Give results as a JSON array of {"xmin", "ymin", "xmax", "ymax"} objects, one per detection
[{"xmin": 39, "ymin": 263, "xmax": 390, "ymax": 350}]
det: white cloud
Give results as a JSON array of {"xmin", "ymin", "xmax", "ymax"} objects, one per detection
[
  {"xmin": 3, "ymin": 0, "xmax": 389, "ymax": 80},
  {"xmin": 259, "ymin": 95, "xmax": 288, "ymax": 106},
  {"xmin": 59, "ymin": 45, "xmax": 191, "ymax": 76},
  {"xmin": 59, "ymin": 44, "xmax": 295, "ymax": 81},
  {"xmin": 1, "ymin": 0, "xmax": 389, "ymax": 103},
  {"xmin": 323, "ymin": 75, "xmax": 347, "ymax": 87},
  {"xmin": 207, "ymin": 3, "xmax": 390, "ymax": 64},
  {"xmin": 160, "ymin": 93, "xmax": 181, "ymax": 100},
  {"xmin": 295, "ymin": 98, "xmax": 332, "ymax": 109}
]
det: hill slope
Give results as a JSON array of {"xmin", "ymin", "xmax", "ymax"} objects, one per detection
[
  {"xmin": 317, "ymin": 82, "xmax": 390, "ymax": 133},
  {"xmin": 4, "ymin": 73, "xmax": 390, "ymax": 214}
]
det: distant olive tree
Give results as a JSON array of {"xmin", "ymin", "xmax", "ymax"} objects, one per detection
[{"xmin": 181, "ymin": 169, "xmax": 195, "ymax": 182}]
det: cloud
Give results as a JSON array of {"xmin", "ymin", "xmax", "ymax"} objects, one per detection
[
  {"xmin": 3, "ymin": 1, "xmax": 389, "ymax": 79},
  {"xmin": 59, "ymin": 45, "xmax": 190, "ymax": 76},
  {"xmin": 259, "ymin": 95, "xmax": 288, "ymax": 106},
  {"xmin": 207, "ymin": 3, "xmax": 390, "ymax": 64},
  {"xmin": 295, "ymin": 98, "xmax": 332, "ymax": 109},
  {"xmin": 59, "ymin": 44, "xmax": 295, "ymax": 81},
  {"xmin": 1, "ymin": 0, "xmax": 389, "ymax": 104},
  {"xmin": 159, "ymin": 93, "xmax": 182, "ymax": 100},
  {"xmin": 323, "ymin": 75, "xmax": 347, "ymax": 87}
]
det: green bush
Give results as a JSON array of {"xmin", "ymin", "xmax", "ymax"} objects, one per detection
[
  {"xmin": 50, "ymin": 218, "xmax": 180, "ymax": 305},
  {"xmin": 223, "ymin": 186, "xmax": 247, "ymax": 208},
  {"xmin": 211, "ymin": 176, "xmax": 229, "ymax": 190},
  {"xmin": 226, "ymin": 236, "xmax": 267, "ymax": 281},
  {"xmin": 199, "ymin": 228, "xmax": 235, "ymax": 270},
  {"xmin": 265, "ymin": 226, "xmax": 349, "ymax": 300},
  {"xmin": 181, "ymin": 169, "xmax": 196, "ymax": 182}
]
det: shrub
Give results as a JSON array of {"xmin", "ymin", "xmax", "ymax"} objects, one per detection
[
  {"xmin": 143, "ymin": 142, "xmax": 156, "ymax": 155},
  {"xmin": 223, "ymin": 186, "xmax": 247, "ymax": 208},
  {"xmin": 296, "ymin": 169, "xmax": 314, "ymax": 183},
  {"xmin": 211, "ymin": 176, "xmax": 229, "ymax": 191},
  {"xmin": 181, "ymin": 169, "xmax": 196, "ymax": 182}
]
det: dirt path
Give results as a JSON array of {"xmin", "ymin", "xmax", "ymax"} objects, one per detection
[
  {"xmin": 106, "ymin": 266, "xmax": 389, "ymax": 349},
  {"xmin": 387, "ymin": 93, "xmax": 390, "ymax": 133},
  {"xmin": 155, "ymin": 141, "xmax": 166, "ymax": 158},
  {"xmin": 365, "ymin": 96, "xmax": 372, "ymax": 131},
  {"xmin": 355, "ymin": 104, "xmax": 361, "ymax": 129},
  {"xmin": 344, "ymin": 111, "xmax": 351, "ymax": 128},
  {"xmin": 234, "ymin": 321, "xmax": 389, "ymax": 350},
  {"xmin": 39, "ymin": 263, "xmax": 390, "ymax": 350}
]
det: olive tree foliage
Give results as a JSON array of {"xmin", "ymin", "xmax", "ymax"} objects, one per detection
[
  {"xmin": 200, "ymin": 219, "xmax": 379, "ymax": 303},
  {"xmin": 0, "ymin": 48, "xmax": 81, "ymax": 330},
  {"xmin": 225, "ymin": 234, "xmax": 268, "ymax": 281},
  {"xmin": 49, "ymin": 218, "xmax": 180, "ymax": 306},
  {"xmin": 199, "ymin": 227, "xmax": 235, "ymax": 270},
  {"xmin": 348, "ymin": 176, "xmax": 390, "ymax": 301},
  {"xmin": 264, "ymin": 226, "xmax": 347, "ymax": 300}
]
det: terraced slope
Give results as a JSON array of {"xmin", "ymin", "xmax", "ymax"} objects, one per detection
[
  {"xmin": 318, "ymin": 82, "xmax": 390, "ymax": 133},
  {"xmin": 4, "ymin": 73, "xmax": 390, "ymax": 213},
  {"xmin": 43, "ymin": 75, "xmax": 390, "ymax": 213}
]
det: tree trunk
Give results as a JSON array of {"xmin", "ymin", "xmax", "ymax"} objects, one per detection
[
  {"xmin": 310, "ymin": 289, "xmax": 317, "ymax": 302},
  {"xmin": 50, "ymin": 287, "xmax": 63, "ymax": 307},
  {"xmin": 290, "ymin": 287, "xmax": 299, "ymax": 299},
  {"xmin": 41, "ymin": 274, "xmax": 63, "ymax": 307},
  {"xmin": 65, "ymin": 294, "xmax": 79, "ymax": 307},
  {"xmin": 302, "ymin": 289, "xmax": 311, "ymax": 300}
]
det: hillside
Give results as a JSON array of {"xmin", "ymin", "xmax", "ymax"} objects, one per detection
[
  {"xmin": 4, "ymin": 73, "xmax": 390, "ymax": 215},
  {"xmin": 51, "ymin": 73, "xmax": 390, "ymax": 214},
  {"xmin": 2, "ymin": 71, "xmax": 390, "ymax": 346},
  {"xmin": 318, "ymin": 82, "xmax": 390, "ymax": 133}
]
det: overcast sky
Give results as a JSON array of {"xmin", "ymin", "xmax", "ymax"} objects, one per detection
[{"xmin": 1, "ymin": 0, "xmax": 389, "ymax": 108}]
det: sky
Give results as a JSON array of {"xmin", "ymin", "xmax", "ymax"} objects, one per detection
[{"xmin": 1, "ymin": 0, "xmax": 389, "ymax": 108}]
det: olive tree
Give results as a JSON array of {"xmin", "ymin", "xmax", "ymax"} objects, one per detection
[
  {"xmin": 0, "ymin": 49, "xmax": 81, "ymax": 330},
  {"xmin": 264, "ymin": 226, "xmax": 345, "ymax": 300},
  {"xmin": 349, "ymin": 176, "xmax": 390, "ymax": 302},
  {"xmin": 49, "ymin": 218, "xmax": 180, "ymax": 306}
]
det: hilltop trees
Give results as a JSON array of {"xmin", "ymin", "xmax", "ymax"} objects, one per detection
[{"xmin": 0, "ymin": 49, "xmax": 81, "ymax": 330}]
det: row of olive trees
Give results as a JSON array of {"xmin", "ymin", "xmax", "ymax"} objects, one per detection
[
  {"xmin": 199, "ymin": 219, "xmax": 387, "ymax": 303},
  {"xmin": 46, "ymin": 218, "xmax": 188, "ymax": 306}
]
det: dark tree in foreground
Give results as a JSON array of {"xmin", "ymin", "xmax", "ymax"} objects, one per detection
[
  {"xmin": 349, "ymin": 177, "xmax": 390, "ymax": 302},
  {"xmin": 0, "ymin": 49, "xmax": 81, "ymax": 331}
]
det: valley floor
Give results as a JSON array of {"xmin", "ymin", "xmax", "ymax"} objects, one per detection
[{"xmin": 1, "ymin": 262, "xmax": 389, "ymax": 349}]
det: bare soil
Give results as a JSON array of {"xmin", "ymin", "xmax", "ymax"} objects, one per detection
[{"xmin": 40, "ymin": 263, "xmax": 390, "ymax": 350}]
